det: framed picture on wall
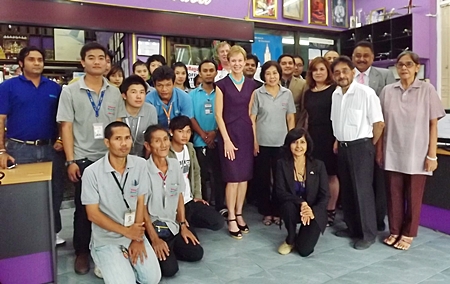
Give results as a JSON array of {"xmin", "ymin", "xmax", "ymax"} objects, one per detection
[
  {"xmin": 282, "ymin": 0, "xmax": 304, "ymax": 21},
  {"xmin": 253, "ymin": 0, "xmax": 277, "ymax": 19},
  {"xmin": 331, "ymin": 0, "xmax": 347, "ymax": 27},
  {"xmin": 369, "ymin": 8, "xmax": 385, "ymax": 24},
  {"xmin": 308, "ymin": 0, "xmax": 328, "ymax": 26}
]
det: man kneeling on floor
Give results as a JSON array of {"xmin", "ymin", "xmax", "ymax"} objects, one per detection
[
  {"xmin": 168, "ymin": 116, "xmax": 224, "ymax": 231},
  {"xmin": 144, "ymin": 125, "xmax": 204, "ymax": 277},
  {"xmin": 81, "ymin": 121, "xmax": 161, "ymax": 284}
]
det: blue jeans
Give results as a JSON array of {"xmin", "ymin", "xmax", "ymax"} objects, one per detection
[
  {"xmin": 91, "ymin": 239, "xmax": 161, "ymax": 284},
  {"xmin": 6, "ymin": 140, "xmax": 66, "ymax": 233}
]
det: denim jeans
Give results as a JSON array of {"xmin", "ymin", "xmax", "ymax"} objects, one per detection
[
  {"xmin": 91, "ymin": 238, "xmax": 161, "ymax": 284},
  {"xmin": 6, "ymin": 140, "xmax": 65, "ymax": 233}
]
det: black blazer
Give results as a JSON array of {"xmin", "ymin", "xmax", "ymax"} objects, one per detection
[{"xmin": 275, "ymin": 157, "xmax": 330, "ymax": 232}]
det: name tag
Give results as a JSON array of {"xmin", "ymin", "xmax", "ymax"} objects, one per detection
[
  {"xmin": 93, "ymin": 123, "xmax": 104, "ymax": 139},
  {"xmin": 124, "ymin": 210, "xmax": 136, "ymax": 227},
  {"xmin": 204, "ymin": 102, "xmax": 212, "ymax": 115}
]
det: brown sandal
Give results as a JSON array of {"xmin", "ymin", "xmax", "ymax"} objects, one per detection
[
  {"xmin": 383, "ymin": 234, "xmax": 399, "ymax": 246},
  {"xmin": 393, "ymin": 235, "xmax": 413, "ymax": 250}
]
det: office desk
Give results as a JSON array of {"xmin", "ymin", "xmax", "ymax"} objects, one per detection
[
  {"xmin": 421, "ymin": 149, "xmax": 450, "ymax": 235},
  {"xmin": 0, "ymin": 162, "xmax": 56, "ymax": 284}
]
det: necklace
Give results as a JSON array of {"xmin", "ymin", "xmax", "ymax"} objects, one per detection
[
  {"xmin": 294, "ymin": 161, "xmax": 305, "ymax": 182},
  {"xmin": 228, "ymin": 74, "xmax": 244, "ymax": 85},
  {"xmin": 313, "ymin": 84, "xmax": 329, "ymax": 92}
]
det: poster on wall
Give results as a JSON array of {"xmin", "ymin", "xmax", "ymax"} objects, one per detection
[
  {"xmin": 253, "ymin": 0, "xmax": 277, "ymax": 19},
  {"xmin": 308, "ymin": 0, "xmax": 328, "ymax": 26},
  {"xmin": 54, "ymin": 29, "xmax": 85, "ymax": 61},
  {"xmin": 332, "ymin": 0, "xmax": 347, "ymax": 27},
  {"xmin": 283, "ymin": 0, "xmax": 304, "ymax": 21},
  {"xmin": 186, "ymin": 65, "xmax": 199, "ymax": 89},
  {"xmin": 252, "ymin": 34, "xmax": 283, "ymax": 65}
]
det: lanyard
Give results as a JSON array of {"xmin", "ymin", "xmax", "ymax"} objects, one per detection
[
  {"xmin": 161, "ymin": 102, "xmax": 173, "ymax": 126},
  {"xmin": 86, "ymin": 90, "xmax": 105, "ymax": 118},
  {"xmin": 124, "ymin": 116, "xmax": 141, "ymax": 148},
  {"xmin": 158, "ymin": 172, "xmax": 167, "ymax": 208},
  {"xmin": 111, "ymin": 172, "xmax": 130, "ymax": 210}
]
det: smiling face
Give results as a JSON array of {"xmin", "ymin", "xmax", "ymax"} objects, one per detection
[
  {"xmin": 217, "ymin": 44, "xmax": 231, "ymax": 64},
  {"xmin": 82, "ymin": 49, "xmax": 107, "ymax": 76},
  {"xmin": 105, "ymin": 126, "xmax": 132, "ymax": 158},
  {"xmin": 264, "ymin": 65, "xmax": 280, "ymax": 87},
  {"xmin": 174, "ymin": 66, "xmax": 187, "ymax": 86},
  {"xmin": 109, "ymin": 71, "xmax": 124, "ymax": 88},
  {"xmin": 396, "ymin": 54, "xmax": 420, "ymax": 82},
  {"xmin": 352, "ymin": 46, "xmax": 374, "ymax": 72},
  {"xmin": 145, "ymin": 129, "xmax": 171, "ymax": 158},
  {"xmin": 290, "ymin": 136, "xmax": 308, "ymax": 158},
  {"xmin": 279, "ymin": 56, "xmax": 294, "ymax": 77},
  {"xmin": 244, "ymin": 58, "xmax": 257, "ymax": 78},
  {"xmin": 122, "ymin": 83, "xmax": 146, "ymax": 109},
  {"xmin": 312, "ymin": 63, "xmax": 328, "ymax": 84},
  {"xmin": 229, "ymin": 53, "xmax": 245, "ymax": 74},
  {"xmin": 333, "ymin": 62, "xmax": 355, "ymax": 90}
]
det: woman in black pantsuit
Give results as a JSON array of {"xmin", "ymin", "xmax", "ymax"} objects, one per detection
[{"xmin": 276, "ymin": 128, "xmax": 330, "ymax": 256}]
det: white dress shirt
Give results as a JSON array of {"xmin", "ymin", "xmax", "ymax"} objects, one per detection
[
  {"xmin": 330, "ymin": 81, "xmax": 384, "ymax": 142},
  {"xmin": 354, "ymin": 67, "xmax": 371, "ymax": 86}
]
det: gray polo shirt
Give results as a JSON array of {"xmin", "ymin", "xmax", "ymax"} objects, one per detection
[
  {"xmin": 251, "ymin": 85, "xmax": 296, "ymax": 147},
  {"xmin": 81, "ymin": 153, "xmax": 150, "ymax": 248},
  {"xmin": 57, "ymin": 77, "xmax": 126, "ymax": 161},
  {"xmin": 146, "ymin": 156, "xmax": 185, "ymax": 235},
  {"xmin": 123, "ymin": 102, "xmax": 158, "ymax": 157}
]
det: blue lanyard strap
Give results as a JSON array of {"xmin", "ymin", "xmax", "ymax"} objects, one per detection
[{"xmin": 86, "ymin": 90, "xmax": 105, "ymax": 118}]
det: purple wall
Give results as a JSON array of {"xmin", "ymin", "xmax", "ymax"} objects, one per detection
[
  {"xmin": 355, "ymin": 0, "xmax": 438, "ymax": 85},
  {"xmin": 0, "ymin": 252, "xmax": 53, "ymax": 283}
]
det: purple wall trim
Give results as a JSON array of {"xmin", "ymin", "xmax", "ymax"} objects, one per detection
[
  {"xmin": 0, "ymin": 252, "xmax": 53, "ymax": 284},
  {"xmin": 420, "ymin": 204, "xmax": 450, "ymax": 235}
]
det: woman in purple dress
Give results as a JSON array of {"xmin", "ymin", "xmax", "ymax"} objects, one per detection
[{"xmin": 215, "ymin": 45, "xmax": 256, "ymax": 240}]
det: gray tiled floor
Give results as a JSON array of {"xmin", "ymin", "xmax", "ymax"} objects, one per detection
[{"xmin": 57, "ymin": 206, "xmax": 450, "ymax": 283}]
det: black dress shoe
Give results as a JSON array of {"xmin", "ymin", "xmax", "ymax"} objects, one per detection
[
  {"xmin": 335, "ymin": 229, "xmax": 353, "ymax": 238},
  {"xmin": 74, "ymin": 252, "xmax": 90, "ymax": 275},
  {"xmin": 354, "ymin": 239, "xmax": 375, "ymax": 250}
]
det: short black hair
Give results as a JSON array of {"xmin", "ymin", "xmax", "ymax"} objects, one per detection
[
  {"xmin": 330, "ymin": 56, "xmax": 355, "ymax": 72},
  {"xmin": 146, "ymin": 54, "xmax": 166, "ymax": 68},
  {"xmin": 246, "ymin": 54, "xmax": 260, "ymax": 66},
  {"xmin": 120, "ymin": 75, "xmax": 148, "ymax": 94},
  {"xmin": 152, "ymin": 65, "xmax": 175, "ymax": 84},
  {"xmin": 172, "ymin": 62, "xmax": 190, "ymax": 89},
  {"xmin": 293, "ymin": 55, "xmax": 304, "ymax": 65},
  {"xmin": 132, "ymin": 60, "xmax": 148, "ymax": 73},
  {"xmin": 80, "ymin": 42, "xmax": 107, "ymax": 60},
  {"xmin": 198, "ymin": 59, "xmax": 218, "ymax": 72},
  {"xmin": 104, "ymin": 121, "xmax": 131, "ymax": 140},
  {"xmin": 106, "ymin": 50, "xmax": 114, "ymax": 61},
  {"xmin": 282, "ymin": 128, "xmax": 314, "ymax": 160},
  {"xmin": 144, "ymin": 124, "xmax": 169, "ymax": 143},
  {"xmin": 169, "ymin": 116, "xmax": 192, "ymax": 132},
  {"xmin": 260, "ymin": 61, "xmax": 282, "ymax": 82},
  {"xmin": 106, "ymin": 64, "xmax": 124, "ymax": 80},
  {"xmin": 277, "ymin": 54, "xmax": 295, "ymax": 64},
  {"xmin": 17, "ymin": 46, "xmax": 45, "ymax": 68},
  {"xmin": 194, "ymin": 74, "xmax": 201, "ymax": 86},
  {"xmin": 354, "ymin": 41, "xmax": 374, "ymax": 54}
]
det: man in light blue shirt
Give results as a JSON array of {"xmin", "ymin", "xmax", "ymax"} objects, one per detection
[
  {"xmin": 189, "ymin": 60, "xmax": 226, "ymax": 213},
  {"xmin": 145, "ymin": 66, "xmax": 193, "ymax": 129}
]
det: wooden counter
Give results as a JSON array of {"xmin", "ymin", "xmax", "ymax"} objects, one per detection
[{"xmin": 1, "ymin": 162, "xmax": 52, "ymax": 185}]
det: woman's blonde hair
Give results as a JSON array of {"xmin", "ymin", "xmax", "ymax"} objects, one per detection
[{"xmin": 227, "ymin": 45, "xmax": 247, "ymax": 61}]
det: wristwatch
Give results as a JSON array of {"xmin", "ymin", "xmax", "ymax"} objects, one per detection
[
  {"xmin": 179, "ymin": 221, "xmax": 187, "ymax": 226},
  {"xmin": 65, "ymin": 160, "xmax": 76, "ymax": 167}
]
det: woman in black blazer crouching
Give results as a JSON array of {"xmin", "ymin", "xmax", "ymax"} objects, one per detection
[{"xmin": 276, "ymin": 128, "xmax": 330, "ymax": 256}]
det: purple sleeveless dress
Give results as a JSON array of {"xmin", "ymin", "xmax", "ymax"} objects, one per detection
[{"xmin": 216, "ymin": 76, "xmax": 256, "ymax": 182}]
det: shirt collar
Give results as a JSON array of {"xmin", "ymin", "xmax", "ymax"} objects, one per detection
[
  {"xmin": 125, "ymin": 104, "xmax": 146, "ymax": 118},
  {"xmin": 18, "ymin": 75, "xmax": 48, "ymax": 85},
  {"xmin": 102, "ymin": 152, "xmax": 135, "ymax": 173},
  {"xmin": 354, "ymin": 66, "xmax": 371, "ymax": 78},
  {"xmin": 198, "ymin": 83, "xmax": 216, "ymax": 95},
  {"xmin": 335, "ymin": 80, "xmax": 357, "ymax": 96},
  {"xmin": 393, "ymin": 78, "xmax": 422, "ymax": 90},
  {"xmin": 78, "ymin": 75, "xmax": 110, "ymax": 92},
  {"xmin": 154, "ymin": 88, "xmax": 179, "ymax": 106},
  {"xmin": 147, "ymin": 155, "xmax": 174, "ymax": 174}
]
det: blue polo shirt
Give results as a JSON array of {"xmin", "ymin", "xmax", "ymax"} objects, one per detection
[
  {"xmin": 145, "ymin": 87, "xmax": 193, "ymax": 129},
  {"xmin": 0, "ymin": 75, "xmax": 61, "ymax": 140},
  {"xmin": 189, "ymin": 84, "xmax": 217, "ymax": 147}
]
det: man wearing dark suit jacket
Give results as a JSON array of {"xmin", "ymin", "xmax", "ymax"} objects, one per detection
[
  {"xmin": 352, "ymin": 41, "xmax": 396, "ymax": 231},
  {"xmin": 277, "ymin": 54, "xmax": 308, "ymax": 128}
]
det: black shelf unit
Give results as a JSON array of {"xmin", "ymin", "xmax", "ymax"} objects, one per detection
[{"xmin": 339, "ymin": 14, "xmax": 413, "ymax": 61}]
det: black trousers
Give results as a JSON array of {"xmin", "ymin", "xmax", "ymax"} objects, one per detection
[
  {"xmin": 373, "ymin": 162, "xmax": 387, "ymax": 228},
  {"xmin": 73, "ymin": 158, "xmax": 94, "ymax": 254},
  {"xmin": 185, "ymin": 200, "xmax": 224, "ymax": 231},
  {"xmin": 279, "ymin": 201, "xmax": 322, "ymax": 257},
  {"xmin": 152, "ymin": 229, "xmax": 204, "ymax": 277},
  {"xmin": 337, "ymin": 139, "xmax": 377, "ymax": 241},
  {"xmin": 254, "ymin": 146, "xmax": 281, "ymax": 216},
  {"xmin": 52, "ymin": 150, "xmax": 66, "ymax": 233},
  {"xmin": 194, "ymin": 147, "xmax": 226, "ymax": 211}
]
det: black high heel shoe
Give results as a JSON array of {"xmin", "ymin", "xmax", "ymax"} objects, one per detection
[
  {"xmin": 235, "ymin": 214, "xmax": 249, "ymax": 233},
  {"xmin": 327, "ymin": 210, "xmax": 336, "ymax": 227},
  {"xmin": 227, "ymin": 219, "xmax": 242, "ymax": 240}
]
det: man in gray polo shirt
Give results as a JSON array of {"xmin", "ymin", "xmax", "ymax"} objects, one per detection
[
  {"xmin": 81, "ymin": 121, "xmax": 161, "ymax": 284},
  {"xmin": 57, "ymin": 42, "xmax": 126, "ymax": 274},
  {"xmin": 143, "ymin": 124, "xmax": 203, "ymax": 277}
]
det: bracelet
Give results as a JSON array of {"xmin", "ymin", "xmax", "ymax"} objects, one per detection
[
  {"xmin": 179, "ymin": 221, "xmax": 186, "ymax": 226},
  {"xmin": 426, "ymin": 155, "xmax": 438, "ymax": 161}
]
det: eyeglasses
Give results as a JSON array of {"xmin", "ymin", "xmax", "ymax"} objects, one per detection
[
  {"xmin": 396, "ymin": 62, "xmax": 415, "ymax": 68},
  {"xmin": 333, "ymin": 69, "xmax": 352, "ymax": 76}
]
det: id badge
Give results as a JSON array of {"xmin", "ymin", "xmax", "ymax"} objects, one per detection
[
  {"xmin": 93, "ymin": 123, "xmax": 104, "ymax": 139},
  {"xmin": 124, "ymin": 210, "xmax": 136, "ymax": 227},
  {"xmin": 204, "ymin": 102, "xmax": 212, "ymax": 115}
]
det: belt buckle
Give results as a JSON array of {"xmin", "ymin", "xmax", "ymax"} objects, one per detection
[
  {"xmin": 340, "ymin": 142, "xmax": 348, "ymax": 147},
  {"xmin": 34, "ymin": 140, "xmax": 41, "ymax": 146}
]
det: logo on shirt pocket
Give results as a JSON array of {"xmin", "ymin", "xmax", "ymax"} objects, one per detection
[
  {"xmin": 130, "ymin": 187, "xmax": 138, "ymax": 198},
  {"xmin": 169, "ymin": 183, "xmax": 178, "ymax": 197},
  {"xmin": 107, "ymin": 105, "xmax": 116, "ymax": 116}
]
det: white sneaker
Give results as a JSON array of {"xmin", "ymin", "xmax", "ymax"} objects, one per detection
[
  {"xmin": 56, "ymin": 233, "xmax": 66, "ymax": 245},
  {"xmin": 94, "ymin": 265, "xmax": 103, "ymax": 279}
]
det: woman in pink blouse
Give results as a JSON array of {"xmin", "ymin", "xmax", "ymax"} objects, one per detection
[{"xmin": 377, "ymin": 51, "xmax": 445, "ymax": 250}]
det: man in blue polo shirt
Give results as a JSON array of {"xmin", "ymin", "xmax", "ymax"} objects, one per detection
[
  {"xmin": 0, "ymin": 46, "xmax": 66, "ymax": 245},
  {"xmin": 189, "ymin": 60, "xmax": 226, "ymax": 214},
  {"xmin": 145, "ymin": 66, "xmax": 193, "ymax": 129}
]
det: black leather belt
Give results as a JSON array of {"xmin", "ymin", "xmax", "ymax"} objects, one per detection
[
  {"xmin": 338, "ymin": 138, "xmax": 371, "ymax": 148},
  {"xmin": 9, "ymin": 138, "xmax": 53, "ymax": 146}
]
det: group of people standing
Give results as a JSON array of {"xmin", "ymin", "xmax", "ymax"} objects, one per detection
[{"xmin": 0, "ymin": 38, "xmax": 444, "ymax": 284}]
